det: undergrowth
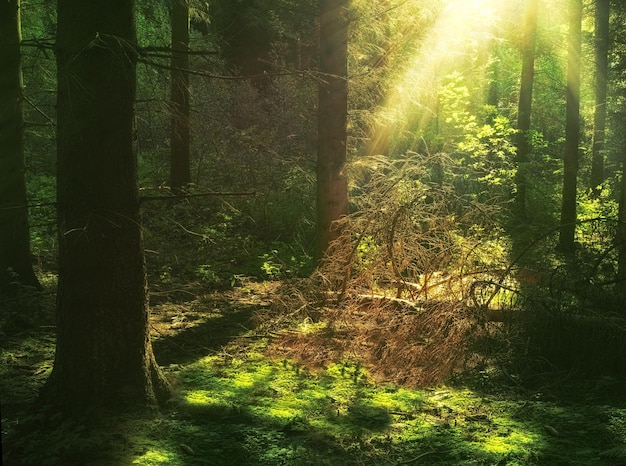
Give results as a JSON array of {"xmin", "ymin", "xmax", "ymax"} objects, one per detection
[{"xmin": 3, "ymin": 282, "xmax": 626, "ymax": 465}]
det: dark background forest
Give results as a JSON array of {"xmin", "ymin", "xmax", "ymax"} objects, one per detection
[{"xmin": 3, "ymin": 0, "xmax": 626, "ymax": 464}]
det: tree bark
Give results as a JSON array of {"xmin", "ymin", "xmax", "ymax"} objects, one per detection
[
  {"xmin": 618, "ymin": 146, "xmax": 626, "ymax": 296},
  {"xmin": 559, "ymin": 0, "xmax": 582, "ymax": 253},
  {"xmin": 170, "ymin": 0, "xmax": 191, "ymax": 190},
  {"xmin": 45, "ymin": 0, "xmax": 170, "ymax": 415},
  {"xmin": 316, "ymin": 0, "xmax": 350, "ymax": 259},
  {"xmin": 514, "ymin": 0, "xmax": 538, "ymax": 219},
  {"xmin": 0, "ymin": 0, "xmax": 41, "ymax": 294},
  {"xmin": 590, "ymin": 0, "xmax": 610, "ymax": 196}
]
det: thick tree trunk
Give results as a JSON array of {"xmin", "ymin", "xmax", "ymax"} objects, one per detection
[
  {"xmin": 316, "ymin": 0, "xmax": 350, "ymax": 259},
  {"xmin": 559, "ymin": 0, "xmax": 582, "ymax": 253},
  {"xmin": 514, "ymin": 0, "xmax": 538, "ymax": 219},
  {"xmin": 170, "ymin": 0, "xmax": 191, "ymax": 190},
  {"xmin": 0, "ymin": 0, "xmax": 41, "ymax": 294},
  {"xmin": 45, "ymin": 0, "xmax": 170, "ymax": 415},
  {"xmin": 590, "ymin": 0, "xmax": 610, "ymax": 196}
]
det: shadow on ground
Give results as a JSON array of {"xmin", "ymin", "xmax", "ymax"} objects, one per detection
[{"xmin": 150, "ymin": 282, "xmax": 277, "ymax": 367}]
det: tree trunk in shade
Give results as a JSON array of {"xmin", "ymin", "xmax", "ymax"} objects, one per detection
[
  {"xmin": 0, "ymin": 0, "xmax": 41, "ymax": 294},
  {"xmin": 514, "ymin": 0, "xmax": 538, "ymax": 219},
  {"xmin": 559, "ymin": 0, "xmax": 582, "ymax": 253},
  {"xmin": 316, "ymin": 0, "xmax": 350, "ymax": 260},
  {"xmin": 44, "ymin": 0, "xmax": 170, "ymax": 416},
  {"xmin": 590, "ymin": 0, "xmax": 610, "ymax": 196}
]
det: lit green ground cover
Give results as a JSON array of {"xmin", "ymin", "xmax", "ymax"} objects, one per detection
[
  {"xmin": 3, "ymin": 286, "xmax": 626, "ymax": 465},
  {"xmin": 126, "ymin": 350, "xmax": 625, "ymax": 465}
]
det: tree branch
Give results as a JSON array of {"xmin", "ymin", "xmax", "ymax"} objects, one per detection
[{"xmin": 139, "ymin": 190, "xmax": 256, "ymax": 203}]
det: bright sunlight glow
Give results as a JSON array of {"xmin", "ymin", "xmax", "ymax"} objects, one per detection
[{"xmin": 366, "ymin": 0, "xmax": 520, "ymax": 156}]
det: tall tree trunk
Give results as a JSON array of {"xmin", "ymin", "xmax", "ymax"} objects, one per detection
[
  {"xmin": 316, "ymin": 0, "xmax": 350, "ymax": 259},
  {"xmin": 44, "ymin": 0, "xmax": 170, "ymax": 415},
  {"xmin": 170, "ymin": 0, "xmax": 191, "ymax": 190},
  {"xmin": 0, "ymin": 0, "xmax": 41, "ymax": 294},
  {"xmin": 590, "ymin": 0, "xmax": 610, "ymax": 196},
  {"xmin": 514, "ymin": 0, "xmax": 538, "ymax": 219},
  {"xmin": 487, "ymin": 51, "xmax": 500, "ymax": 109},
  {"xmin": 559, "ymin": 0, "xmax": 582, "ymax": 253},
  {"xmin": 618, "ymin": 145, "xmax": 626, "ymax": 296}
]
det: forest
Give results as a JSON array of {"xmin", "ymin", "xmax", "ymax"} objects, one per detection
[{"xmin": 3, "ymin": 0, "xmax": 626, "ymax": 464}]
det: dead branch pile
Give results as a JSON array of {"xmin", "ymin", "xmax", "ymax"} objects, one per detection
[
  {"xmin": 260, "ymin": 154, "xmax": 626, "ymax": 384},
  {"xmin": 260, "ymin": 152, "xmax": 515, "ymax": 385}
]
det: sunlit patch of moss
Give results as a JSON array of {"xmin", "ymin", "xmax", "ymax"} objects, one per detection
[
  {"xmin": 184, "ymin": 389, "xmax": 223, "ymax": 406},
  {"xmin": 168, "ymin": 354, "xmax": 604, "ymax": 464},
  {"xmin": 480, "ymin": 429, "xmax": 538, "ymax": 463},
  {"xmin": 270, "ymin": 365, "xmax": 305, "ymax": 393},
  {"xmin": 483, "ymin": 435, "xmax": 517, "ymax": 454},
  {"xmin": 233, "ymin": 371, "xmax": 258, "ymax": 388},
  {"xmin": 509, "ymin": 431, "xmax": 537, "ymax": 446},
  {"xmin": 266, "ymin": 405, "xmax": 302, "ymax": 419},
  {"xmin": 371, "ymin": 387, "xmax": 425, "ymax": 412},
  {"xmin": 132, "ymin": 449, "xmax": 177, "ymax": 465}
]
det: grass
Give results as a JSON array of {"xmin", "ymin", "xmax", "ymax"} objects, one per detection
[{"xmin": 2, "ymin": 280, "xmax": 626, "ymax": 465}]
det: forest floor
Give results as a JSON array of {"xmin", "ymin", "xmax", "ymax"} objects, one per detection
[{"xmin": 2, "ymin": 279, "xmax": 626, "ymax": 465}]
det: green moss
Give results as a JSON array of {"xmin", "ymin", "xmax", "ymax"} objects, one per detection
[
  {"xmin": 132, "ymin": 449, "xmax": 177, "ymax": 465},
  {"xmin": 6, "ymin": 290, "xmax": 626, "ymax": 466}
]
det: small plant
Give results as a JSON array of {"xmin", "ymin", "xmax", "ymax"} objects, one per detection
[
  {"xmin": 197, "ymin": 264, "xmax": 221, "ymax": 286},
  {"xmin": 259, "ymin": 244, "xmax": 313, "ymax": 279}
]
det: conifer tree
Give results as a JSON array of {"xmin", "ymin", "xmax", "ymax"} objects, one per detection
[
  {"xmin": 316, "ymin": 0, "xmax": 350, "ymax": 259},
  {"xmin": 0, "ymin": 0, "xmax": 41, "ymax": 294},
  {"xmin": 45, "ymin": 0, "xmax": 170, "ymax": 415}
]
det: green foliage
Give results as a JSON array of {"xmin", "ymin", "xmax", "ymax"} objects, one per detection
[
  {"xmin": 210, "ymin": 0, "xmax": 317, "ymax": 50},
  {"xmin": 143, "ymin": 200, "xmax": 251, "ymax": 288},
  {"xmin": 259, "ymin": 244, "xmax": 312, "ymax": 279},
  {"xmin": 457, "ymin": 108, "xmax": 516, "ymax": 187},
  {"xmin": 576, "ymin": 183, "xmax": 619, "ymax": 254},
  {"xmin": 26, "ymin": 173, "xmax": 57, "ymax": 263},
  {"xmin": 354, "ymin": 235, "xmax": 380, "ymax": 272},
  {"xmin": 134, "ymin": 49, "xmax": 318, "ymax": 288},
  {"xmin": 21, "ymin": 0, "xmax": 57, "ymax": 179},
  {"xmin": 195, "ymin": 263, "xmax": 221, "ymax": 285},
  {"xmin": 142, "ymin": 195, "xmax": 314, "ymax": 290},
  {"xmin": 136, "ymin": 2, "xmax": 170, "ymax": 47},
  {"xmin": 173, "ymin": 353, "xmax": 553, "ymax": 465},
  {"xmin": 436, "ymin": 74, "xmax": 517, "ymax": 200},
  {"xmin": 438, "ymin": 72, "xmax": 474, "ymax": 137}
]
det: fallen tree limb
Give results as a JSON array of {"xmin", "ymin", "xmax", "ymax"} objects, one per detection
[{"xmin": 140, "ymin": 191, "xmax": 256, "ymax": 203}]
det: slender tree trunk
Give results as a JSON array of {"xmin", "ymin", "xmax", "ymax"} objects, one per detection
[
  {"xmin": 559, "ymin": 0, "xmax": 582, "ymax": 253},
  {"xmin": 0, "ymin": 0, "xmax": 41, "ymax": 294},
  {"xmin": 317, "ymin": 0, "xmax": 350, "ymax": 259},
  {"xmin": 487, "ymin": 52, "xmax": 500, "ymax": 109},
  {"xmin": 514, "ymin": 0, "xmax": 538, "ymax": 219},
  {"xmin": 615, "ymin": 0, "xmax": 626, "ymax": 297},
  {"xmin": 170, "ymin": 0, "xmax": 191, "ymax": 190},
  {"xmin": 590, "ymin": 0, "xmax": 610, "ymax": 196},
  {"xmin": 618, "ymin": 145, "xmax": 626, "ymax": 295},
  {"xmin": 44, "ymin": 0, "xmax": 170, "ymax": 416}
]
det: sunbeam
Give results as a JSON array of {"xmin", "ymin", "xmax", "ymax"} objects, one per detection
[{"xmin": 364, "ymin": 0, "xmax": 521, "ymax": 157}]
